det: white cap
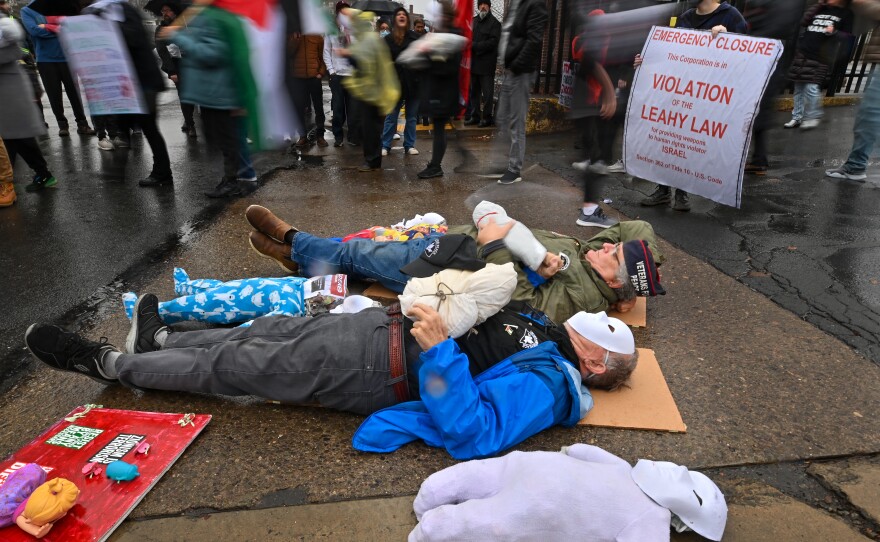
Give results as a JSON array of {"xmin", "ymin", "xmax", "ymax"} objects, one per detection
[
  {"xmin": 565, "ymin": 312, "xmax": 635, "ymax": 354},
  {"xmin": 631, "ymin": 460, "xmax": 728, "ymax": 541}
]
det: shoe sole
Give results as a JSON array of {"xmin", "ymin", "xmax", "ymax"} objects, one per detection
[
  {"xmin": 576, "ymin": 219, "xmax": 615, "ymax": 228},
  {"xmin": 418, "ymin": 172, "xmax": 443, "ymax": 179},
  {"xmin": 476, "ymin": 173, "xmax": 504, "ymax": 179},
  {"xmin": 25, "ymin": 324, "xmax": 115, "ymax": 385},
  {"xmin": 248, "ymin": 235, "xmax": 298, "ymax": 273},
  {"xmin": 497, "ymin": 178, "xmax": 522, "ymax": 185},
  {"xmin": 826, "ymin": 172, "xmax": 867, "ymax": 182},
  {"xmin": 125, "ymin": 294, "xmax": 150, "ymax": 354},
  {"xmin": 672, "ymin": 204, "xmax": 691, "ymax": 212}
]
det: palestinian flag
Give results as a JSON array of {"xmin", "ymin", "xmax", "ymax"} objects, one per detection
[{"xmin": 454, "ymin": 0, "xmax": 473, "ymax": 114}]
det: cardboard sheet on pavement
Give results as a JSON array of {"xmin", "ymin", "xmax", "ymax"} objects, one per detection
[
  {"xmin": 608, "ymin": 297, "xmax": 647, "ymax": 327},
  {"xmin": 579, "ymin": 348, "xmax": 686, "ymax": 432}
]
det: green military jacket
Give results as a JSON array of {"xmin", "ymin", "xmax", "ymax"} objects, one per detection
[{"xmin": 448, "ymin": 221, "xmax": 664, "ymax": 323}]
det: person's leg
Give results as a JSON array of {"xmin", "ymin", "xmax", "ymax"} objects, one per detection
[
  {"xmin": 507, "ymin": 72, "xmax": 533, "ymax": 175},
  {"xmin": 116, "ymin": 311, "xmax": 400, "ymax": 415},
  {"xmin": 137, "ymin": 92, "xmax": 173, "ymax": 182},
  {"xmin": 465, "ymin": 77, "xmax": 480, "ymax": 122},
  {"xmin": 804, "ymin": 82, "xmax": 823, "ymax": 121},
  {"xmin": 57, "ymin": 62, "xmax": 90, "ymax": 129},
  {"xmin": 6, "ymin": 138, "xmax": 51, "ymax": 178},
  {"xmin": 404, "ymin": 97, "xmax": 420, "ymax": 151},
  {"xmin": 381, "ymin": 99, "xmax": 404, "ymax": 151},
  {"xmin": 237, "ymin": 116, "xmax": 257, "ymax": 182},
  {"xmin": 361, "ymin": 103, "xmax": 383, "ymax": 168},
  {"xmin": 292, "ymin": 233, "xmax": 431, "ymax": 291},
  {"xmin": 838, "ymin": 73, "xmax": 880, "ymax": 174},
  {"xmin": 181, "ymin": 101, "xmax": 196, "ymax": 131},
  {"xmin": 309, "ymin": 78, "xmax": 326, "ymax": 141},
  {"xmin": 791, "ymin": 83, "xmax": 805, "ymax": 122},
  {"xmin": 288, "ymin": 77, "xmax": 309, "ymax": 141},
  {"xmin": 0, "ymin": 138, "xmax": 13, "ymax": 206},
  {"xmin": 431, "ymin": 117, "xmax": 448, "ymax": 165},
  {"xmin": 37, "ymin": 62, "xmax": 68, "ymax": 129},
  {"xmin": 329, "ymin": 75, "xmax": 345, "ymax": 142},
  {"xmin": 480, "ymin": 73, "xmax": 495, "ymax": 125},
  {"xmin": 347, "ymin": 90, "xmax": 362, "ymax": 144},
  {"xmin": 202, "ymin": 108, "xmax": 242, "ymax": 196}
]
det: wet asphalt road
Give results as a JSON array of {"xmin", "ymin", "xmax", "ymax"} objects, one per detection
[
  {"xmin": 0, "ymin": 90, "xmax": 292, "ymax": 386},
  {"xmin": 536, "ymin": 105, "xmax": 880, "ymax": 363}
]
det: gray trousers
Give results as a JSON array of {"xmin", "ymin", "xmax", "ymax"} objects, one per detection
[
  {"xmin": 115, "ymin": 310, "xmax": 401, "ymax": 416},
  {"xmin": 496, "ymin": 70, "xmax": 536, "ymax": 174}
]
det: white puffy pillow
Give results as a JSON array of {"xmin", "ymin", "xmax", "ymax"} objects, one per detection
[{"xmin": 399, "ymin": 263, "xmax": 517, "ymax": 338}]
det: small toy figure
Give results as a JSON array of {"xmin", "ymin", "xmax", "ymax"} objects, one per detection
[
  {"xmin": 0, "ymin": 463, "xmax": 80, "ymax": 538},
  {"xmin": 81, "ymin": 463, "xmax": 102, "ymax": 479},
  {"xmin": 106, "ymin": 461, "xmax": 139, "ymax": 482}
]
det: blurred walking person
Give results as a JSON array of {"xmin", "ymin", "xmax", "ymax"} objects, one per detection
[
  {"xmin": 381, "ymin": 7, "xmax": 421, "ymax": 157},
  {"xmin": 324, "ymin": 1, "xmax": 360, "ymax": 147},
  {"xmin": 464, "ymin": 0, "xmax": 500, "ymax": 127},
  {"xmin": 0, "ymin": 16, "xmax": 56, "ymax": 195},
  {"xmin": 289, "ymin": 33, "xmax": 328, "ymax": 147},
  {"xmin": 154, "ymin": 0, "xmax": 197, "ymax": 138},
  {"xmin": 83, "ymin": 0, "xmax": 173, "ymax": 187},
  {"xmin": 20, "ymin": 0, "xmax": 94, "ymax": 137}
]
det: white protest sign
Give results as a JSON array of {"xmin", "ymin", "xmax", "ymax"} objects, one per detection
[
  {"xmin": 59, "ymin": 15, "xmax": 146, "ymax": 115},
  {"xmin": 624, "ymin": 27, "xmax": 782, "ymax": 208},
  {"xmin": 559, "ymin": 61, "xmax": 574, "ymax": 109}
]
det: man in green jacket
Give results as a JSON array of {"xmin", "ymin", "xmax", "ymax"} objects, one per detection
[{"xmin": 246, "ymin": 206, "xmax": 665, "ymax": 324}]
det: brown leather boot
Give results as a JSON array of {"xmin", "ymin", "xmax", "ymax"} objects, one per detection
[
  {"xmin": 248, "ymin": 232, "xmax": 299, "ymax": 273},
  {"xmin": 245, "ymin": 205, "xmax": 296, "ymax": 243},
  {"xmin": 0, "ymin": 182, "xmax": 16, "ymax": 207}
]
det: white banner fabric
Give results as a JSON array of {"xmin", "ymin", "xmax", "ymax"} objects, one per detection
[{"xmin": 624, "ymin": 27, "xmax": 782, "ymax": 208}]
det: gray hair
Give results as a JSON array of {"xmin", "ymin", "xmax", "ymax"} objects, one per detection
[
  {"xmin": 613, "ymin": 262, "xmax": 637, "ymax": 301},
  {"xmin": 587, "ymin": 349, "xmax": 639, "ymax": 391}
]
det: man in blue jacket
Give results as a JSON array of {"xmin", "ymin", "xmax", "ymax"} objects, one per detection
[
  {"xmin": 25, "ymin": 294, "xmax": 638, "ymax": 460},
  {"xmin": 20, "ymin": 0, "xmax": 94, "ymax": 137}
]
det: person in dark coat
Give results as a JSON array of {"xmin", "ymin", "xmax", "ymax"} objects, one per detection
[
  {"xmin": 784, "ymin": 0, "xmax": 854, "ymax": 131},
  {"xmin": 381, "ymin": 7, "xmax": 421, "ymax": 156},
  {"xmin": 465, "ymin": 0, "xmax": 500, "ymax": 127},
  {"xmin": 415, "ymin": 0, "xmax": 461, "ymax": 179},
  {"xmin": 155, "ymin": 1, "xmax": 197, "ymax": 138}
]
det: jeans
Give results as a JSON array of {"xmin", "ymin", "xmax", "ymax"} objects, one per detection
[
  {"xmin": 381, "ymin": 97, "xmax": 420, "ymax": 151},
  {"xmin": 496, "ymin": 70, "xmax": 535, "ymax": 174},
  {"xmin": 843, "ymin": 73, "xmax": 880, "ymax": 173},
  {"xmin": 791, "ymin": 82, "xmax": 823, "ymax": 121},
  {"xmin": 291, "ymin": 232, "xmax": 434, "ymax": 292}
]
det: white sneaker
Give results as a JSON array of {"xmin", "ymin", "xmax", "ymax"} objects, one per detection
[
  {"xmin": 783, "ymin": 119, "xmax": 801, "ymax": 129},
  {"xmin": 393, "ymin": 133, "xmax": 401, "ymax": 140},
  {"xmin": 406, "ymin": 148, "xmax": 419, "ymax": 155},
  {"xmin": 606, "ymin": 160, "xmax": 625, "ymax": 173},
  {"xmin": 588, "ymin": 160, "xmax": 608, "ymax": 175},
  {"xmin": 381, "ymin": 149, "xmax": 389, "ymax": 156},
  {"xmin": 97, "ymin": 137, "xmax": 115, "ymax": 151},
  {"xmin": 572, "ymin": 160, "xmax": 590, "ymax": 172},
  {"xmin": 800, "ymin": 119, "xmax": 820, "ymax": 130}
]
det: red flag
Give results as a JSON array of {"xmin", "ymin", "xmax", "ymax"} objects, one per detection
[
  {"xmin": 454, "ymin": 0, "xmax": 473, "ymax": 114},
  {"xmin": 213, "ymin": 0, "xmax": 276, "ymax": 28}
]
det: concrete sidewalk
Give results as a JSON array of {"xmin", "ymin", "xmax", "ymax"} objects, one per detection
[{"xmin": 2, "ymin": 128, "xmax": 879, "ymax": 540}]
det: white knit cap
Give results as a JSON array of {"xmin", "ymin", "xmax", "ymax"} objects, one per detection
[
  {"xmin": 631, "ymin": 460, "xmax": 728, "ymax": 541},
  {"xmin": 565, "ymin": 312, "xmax": 634, "ymax": 354}
]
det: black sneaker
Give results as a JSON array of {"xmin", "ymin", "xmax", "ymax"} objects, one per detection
[
  {"xmin": 205, "ymin": 177, "xmax": 242, "ymax": 198},
  {"xmin": 25, "ymin": 324, "xmax": 118, "ymax": 384},
  {"xmin": 640, "ymin": 185, "xmax": 671, "ymax": 206},
  {"xmin": 576, "ymin": 207, "xmax": 618, "ymax": 228},
  {"xmin": 417, "ymin": 164, "xmax": 444, "ymax": 179},
  {"xmin": 125, "ymin": 294, "xmax": 169, "ymax": 354},
  {"xmin": 25, "ymin": 174, "xmax": 57, "ymax": 192},
  {"xmin": 497, "ymin": 170, "xmax": 522, "ymax": 185},
  {"xmin": 139, "ymin": 174, "xmax": 173, "ymax": 187}
]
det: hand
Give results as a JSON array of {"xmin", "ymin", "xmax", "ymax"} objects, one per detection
[
  {"xmin": 476, "ymin": 217, "xmax": 515, "ymax": 246},
  {"xmin": 316, "ymin": 73, "xmax": 322, "ymax": 79},
  {"xmin": 633, "ymin": 54, "xmax": 642, "ymax": 69},
  {"xmin": 537, "ymin": 252, "xmax": 562, "ymax": 279},
  {"xmin": 158, "ymin": 26, "xmax": 178, "ymax": 39},
  {"xmin": 710, "ymin": 25, "xmax": 727, "ymax": 39},
  {"xmin": 613, "ymin": 298, "xmax": 636, "ymax": 314},
  {"xmin": 336, "ymin": 48, "xmax": 350, "ymax": 57},
  {"xmin": 407, "ymin": 304, "xmax": 449, "ymax": 351},
  {"xmin": 38, "ymin": 24, "xmax": 46, "ymax": 28},
  {"xmin": 599, "ymin": 92, "xmax": 617, "ymax": 120},
  {"xmin": 825, "ymin": 24, "xmax": 835, "ymax": 34},
  {"xmin": 617, "ymin": 79, "xmax": 627, "ymax": 90},
  {"xmin": 169, "ymin": 74, "xmax": 178, "ymax": 83}
]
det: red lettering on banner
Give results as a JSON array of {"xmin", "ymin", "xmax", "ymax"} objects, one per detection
[
  {"xmin": 690, "ymin": 117, "xmax": 728, "ymax": 139},
  {"xmin": 652, "ymin": 74, "xmax": 734, "ymax": 104},
  {"xmin": 640, "ymin": 105, "xmax": 689, "ymax": 129}
]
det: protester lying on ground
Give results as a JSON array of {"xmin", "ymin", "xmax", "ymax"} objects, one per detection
[
  {"xmin": 245, "ymin": 205, "xmax": 666, "ymax": 323},
  {"xmin": 26, "ymin": 292, "xmax": 637, "ymax": 459},
  {"xmin": 409, "ymin": 444, "xmax": 727, "ymax": 542}
]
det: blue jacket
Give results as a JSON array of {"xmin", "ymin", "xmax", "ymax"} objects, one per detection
[
  {"xmin": 20, "ymin": 6, "xmax": 65, "ymax": 62},
  {"xmin": 352, "ymin": 340, "xmax": 593, "ymax": 460},
  {"xmin": 678, "ymin": 2, "xmax": 749, "ymax": 34},
  {"xmin": 172, "ymin": 9, "xmax": 241, "ymax": 109}
]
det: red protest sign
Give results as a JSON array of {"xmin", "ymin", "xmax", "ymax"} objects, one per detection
[{"xmin": 0, "ymin": 407, "xmax": 210, "ymax": 542}]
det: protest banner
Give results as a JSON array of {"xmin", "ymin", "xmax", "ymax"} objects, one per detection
[
  {"xmin": 623, "ymin": 27, "xmax": 782, "ymax": 208},
  {"xmin": 59, "ymin": 15, "xmax": 146, "ymax": 115},
  {"xmin": 559, "ymin": 61, "xmax": 575, "ymax": 109},
  {"xmin": 0, "ymin": 407, "xmax": 210, "ymax": 541}
]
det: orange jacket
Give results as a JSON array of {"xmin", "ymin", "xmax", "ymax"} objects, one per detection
[{"xmin": 289, "ymin": 35, "xmax": 327, "ymax": 78}]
